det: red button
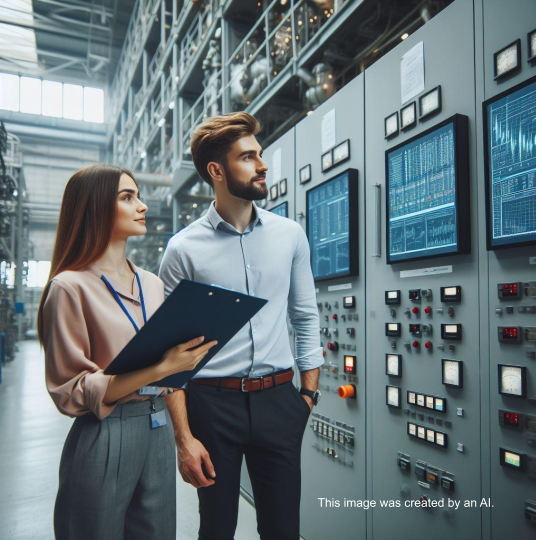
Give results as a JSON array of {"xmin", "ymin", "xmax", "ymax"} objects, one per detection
[
  {"xmin": 332, "ymin": 314, "xmax": 338, "ymax": 321},
  {"xmin": 425, "ymin": 341, "xmax": 432, "ymax": 349},
  {"xmin": 412, "ymin": 307, "xmax": 419, "ymax": 314},
  {"xmin": 412, "ymin": 341, "xmax": 420, "ymax": 348},
  {"xmin": 327, "ymin": 342, "xmax": 339, "ymax": 351},
  {"xmin": 424, "ymin": 307, "xmax": 431, "ymax": 314}
]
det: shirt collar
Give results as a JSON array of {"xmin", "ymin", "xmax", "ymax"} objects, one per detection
[
  {"xmin": 206, "ymin": 201, "xmax": 264, "ymax": 234},
  {"xmin": 85, "ymin": 258, "xmax": 141, "ymax": 302}
]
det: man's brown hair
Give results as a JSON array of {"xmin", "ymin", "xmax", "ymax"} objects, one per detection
[{"xmin": 190, "ymin": 112, "xmax": 261, "ymax": 187}]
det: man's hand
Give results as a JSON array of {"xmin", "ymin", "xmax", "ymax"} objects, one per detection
[
  {"xmin": 302, "ymin": 394, "xmax": 314, "ymax": 411},
  {"xmin": 177, "ymin": 435, "xmax": 216, "ymax": 489}
]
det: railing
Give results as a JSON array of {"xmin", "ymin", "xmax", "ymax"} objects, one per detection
[{"xmin": 3, "ymin": 134, "xmax": 22, "ymax": 169}]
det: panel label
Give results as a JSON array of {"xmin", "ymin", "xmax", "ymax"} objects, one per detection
[
  {"xmin": 400, "ymin": 265, "xmax": 453, "ymax": 278},
  {"xmin": 328, "ymin": 283, "xmax": 353, "ymax": 292}
]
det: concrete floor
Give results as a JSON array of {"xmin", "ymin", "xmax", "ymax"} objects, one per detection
[{"xmin": 0, "ymin": 340, "xmax": 260, "ymax": 539}]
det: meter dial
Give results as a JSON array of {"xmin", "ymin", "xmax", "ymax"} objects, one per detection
[
  {"xmin": 385, "ymin": 112, "xmax": 399, "ymax": 138},
  {"xmin": 408, "ymin": 423, "xmax": 417, "ymax": 436},
  {"xmin": 442, "ymin": 359, "xmax": 463, "ymax": 388},
  {"xmin": 419, "ymin": 86, "xmax": 441, "ymax": 119},
  {"xmin": 530, "ymin": 30, "xmax": 536, "ymax": 60},
  {"xmin": 386, "ymin": 354, "xmax": 402, "ymax": 377},
  {"xmin": 386, "ymin": 386, "xmax": 401, "ymax": 408},
  {"xmin": 426, "ymin": 396, "xmax": 434, "ymax": 409},
  {"xmin": 417, "ymin": 394, "xmax": 425, "ymax": 407},
  {"xmin": 417, "ymin": 426, "xmax": 426, "ymax": 439},
  {"xmin": 401, "ymin": 102, "xmax": 416, "ymax": 130},
  {"xmin": 427, "ymin": 429, "xmax": 435, "ymax": 443},
  {"xmin": 494, "ymin": 40, "xmax": 521, "ymax": 79},
  {"xmin": 499, "ymin": 364, "xmax": 526, "ymax": 397},
  {"xmin": 435, "ymin": 432, "xmax": 446, "ymax": 447},
  {"xmin": 407, "ymin": 391, "xmax": 416, "ymax": 405}
]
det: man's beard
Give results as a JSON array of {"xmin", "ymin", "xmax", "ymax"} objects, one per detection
[{"xmin": 224, "ymin": 163, "xmax": 268, "ymax": 201}]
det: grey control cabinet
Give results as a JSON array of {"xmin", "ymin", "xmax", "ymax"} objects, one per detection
[
  {"xmin": 364, "ymin": 0, "xmax": 483, "ymax": 538},
  {"xmin": 477, "ymin": 0, "xmax": 536, "ymax": 538},
  {"xmin": 295, "ymin": 74, "xmax": 367, "ymax": 540}
]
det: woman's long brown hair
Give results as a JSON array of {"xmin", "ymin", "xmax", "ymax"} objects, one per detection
[{"xmin": 37, "ymin": 164, "xmax": 136, "ymax": 345}]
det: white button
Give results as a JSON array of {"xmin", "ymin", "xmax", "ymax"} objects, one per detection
[
  {"xmin": 252, "ymin": 329, "xmax": 257, "ymax": 333},
  {"xmin": 246, "ymin": 264, "xmax": 251, "ymax": 269}
]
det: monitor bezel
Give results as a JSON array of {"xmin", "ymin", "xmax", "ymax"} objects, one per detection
[
  {"xmin": 306, "ymin": 168, "xmax": 359, "ymax": 282},
  {"xmin": 483, "ymin": 74, "xmax": 536, "ymax": 251},
  {"xmin": 385, "ymin": 114, "xmax": 470, "ymax": 265},
  {"xmin": 269, "ymin": 201, "xmax": 289, "ymax": 218}
]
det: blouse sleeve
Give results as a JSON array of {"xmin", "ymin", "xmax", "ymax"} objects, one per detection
[{"xmin": 43, "ymin": 279, "xmax": 117, "ymax": 420}]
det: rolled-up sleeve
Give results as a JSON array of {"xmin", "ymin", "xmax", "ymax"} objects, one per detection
[
  {"xmin": 288, "ymin": 227, "xmax": 324, "ymax": 371},
  {"xmin": 43, "ymin": 280, "xmax": 116, "ymax": 420}
]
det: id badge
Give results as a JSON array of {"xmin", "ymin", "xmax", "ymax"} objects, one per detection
[
  {"xmin": 150, "ymin": 409, "xmax": 167, "ymax": 429},
  {"xmin": 139, "ymin": 386, "xmax": 159, "ymax": 395}
]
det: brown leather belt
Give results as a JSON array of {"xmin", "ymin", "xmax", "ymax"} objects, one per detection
[{"xmin": 190, "ymin": 369, "xmax": 294, "ymax": 392}]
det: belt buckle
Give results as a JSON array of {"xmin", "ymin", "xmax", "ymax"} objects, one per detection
[{"xmin": 241, "ymin": 376, "xmax": 264, "ymax": 392}]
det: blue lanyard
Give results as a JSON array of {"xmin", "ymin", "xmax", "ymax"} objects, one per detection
[{"xmin": 101, "ymin": 272, "xmax": 147, "ymax": 332}]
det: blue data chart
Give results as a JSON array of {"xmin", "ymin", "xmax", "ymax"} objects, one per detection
[
  {"xmin": 387, "ymin": 121, "xmax": 459, "ymax": 262},
  {"xmin": 307, "ymin": 172, "xmax": 351, "ymax": 280},
  {"xmin": 270, "ymin": 201, "xmax": 288, "ymax": 218},
  {"xmin": 485, "ymin": 79, "xmax": 536, "ymax": 248}
]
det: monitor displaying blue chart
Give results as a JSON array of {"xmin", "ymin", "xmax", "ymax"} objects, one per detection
[
  {"xmin": 306, "ymin": 170, "xmax": 358, "ymax": 281},
  {"xmin": 270, "ymin": 201, "xmax": 288, "ymax": 217},
  {"xmin": 484, "ymin": 77, "xmax": 536, "ymax": 249},
  {"xmin": 386, "ymin": 115, "xmax": 469, "ymax": 263}
]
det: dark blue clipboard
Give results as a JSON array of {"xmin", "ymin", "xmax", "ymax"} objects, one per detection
[{"xmin": 104, "ymin": 279, "xmax": 268, "ymax": 388}]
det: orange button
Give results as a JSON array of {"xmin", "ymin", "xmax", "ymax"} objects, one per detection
[{"xmin": 338, "ymin": 384, "xmax": 356, "ymax": 399}]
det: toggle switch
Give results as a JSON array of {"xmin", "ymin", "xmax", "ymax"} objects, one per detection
[
  {"xmin": 346, "ymin": 328, "xmax": 355, "ymax": 337},
  {"xmin": 405, "ymin": 308, "xmax": 411, "ymax": 316},
  {"xmin": 447, "ymin": 306, "xmax": 455, "ymax": 317},
  {"xmin": 422, "ymin": 324, "xmax": 432, "ymax": 333},
  {"xmin": 390, "ymin": 308, "xmax": 397, "ymax": 317},
  {"xmin": 404, "ymin": 342, "xmax": 411, "ymax": 350}
]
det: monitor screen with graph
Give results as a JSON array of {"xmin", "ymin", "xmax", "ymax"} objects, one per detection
[
  {"xmin": 386, "ymin": 114, "xmax": 470, "ymax": 264},
  {"xmin": 306, "ymin": 169, "xmax": 358, "ymax": 281},
  {"xmin": 483, "ymin": 76, "xmax": 536, "ymax": 250}
]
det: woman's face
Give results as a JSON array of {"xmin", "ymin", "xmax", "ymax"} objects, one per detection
[{"xmin": 113, "ymin": 173, "xmax": 148, "ymax": 239}]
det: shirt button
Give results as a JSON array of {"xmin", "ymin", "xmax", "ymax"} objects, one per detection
[
  {"xmin": 253, "ymin": 329, "xmax": 257, "ymax": 333},
  {"xmin": 246, "ymin": 264, "xmax": 251, "ymax": 269}
]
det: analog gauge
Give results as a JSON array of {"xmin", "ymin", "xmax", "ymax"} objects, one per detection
[
  {"xmin": 499, "ymin": 364, "xmax": 527, "ymax": 397},
  {"xmin": 386, "ymin": 354, "xmax": 402, "ymax": 377},
  {"xmin": 442, "ymin": 359, "xmax": 463, "ymax": 388},
  {"xmin": 530, "ymin": 30, "xmax": 536, "ymax": 61},
  {"xmin": 427, "ymin": 429, "xmax": 435, "ymax": 443},
  {"xmin": 417, "ymin": 426, "xmax": 426, "ymax": 439},
  {"xmin": 408, "ymin": 423, "xmax": 417, "ymax": 436},
  {"xmin": 426, "ymin": 396, "xmax": 434, "ymax": 409},
  {"xmin": 419, "ymin": 86, "xmax": 441, "ymax": 119},
  {"xmin": 385, "ymin": 112, "xmax": 399, "ymax": 138},
  {"xmin": 435, "ymin": 432, "xmax": 446, "ymax": 447},
  {"xmin": 386, "ymin": 386, "xmax": 401, "ymax": 408},
  {"xmin": 408, "ymin": 391, "xmax": 416, "ymax": 405},
  {"xmin": 401, "ymin": 102, "xmax": 416, "ymax": 130},
  {"xmin": 417, "ymin": 394, "xmax": 425, "ymax": 407},
  {"xmin": 494, "ymin": 40, "xmax": 521, "ymax": 79}
]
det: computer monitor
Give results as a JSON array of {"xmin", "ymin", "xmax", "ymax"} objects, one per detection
[
  {"xmin": 270, "ymin": 201, "xmax": 288, "ymax": 218},
  {"xmin": 306, "ymin": 169, "xmax": 358, "ymax": 281},
  {"xmin": 483, "ymin": 75, "xmax": 536, "ymax": 250},
  {"xmin": 385, "ymin": 114, "xmax": 470, "ymax": 264}
]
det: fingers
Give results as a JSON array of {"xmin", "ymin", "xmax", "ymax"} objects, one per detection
[
  {"xmin": 195, "ymin": 340, "xmax": 218, "ymax": 356},
  {"xmin": 186, "ymin": 462, "xmax": 216, "ymax": 488},
  {"xmin": 201, "ymin": 452, "xmax": 216, "ymax": 479},
  {"xmin": 176, "ymin": 336, "xmax": 205, "ymax": 353}
]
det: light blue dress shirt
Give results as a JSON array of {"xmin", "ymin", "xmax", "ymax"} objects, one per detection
[{"xmin": 158, "ymin": 201, "xmax": 324, "ymax": 379}]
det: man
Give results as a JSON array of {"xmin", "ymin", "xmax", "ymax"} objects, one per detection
[{"xmin": 159, "ymin": 112, "xmax": 323, "ymax": 540}]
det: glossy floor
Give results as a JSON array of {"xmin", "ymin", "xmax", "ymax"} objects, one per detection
[{"xmin": 0, "ymin": 340, "xmax": 260, "ymax": 539}]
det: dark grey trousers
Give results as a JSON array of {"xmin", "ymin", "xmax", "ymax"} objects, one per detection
[{"xmin": 54, "ymin": 397, "xmax": 176, "ymax": 540}]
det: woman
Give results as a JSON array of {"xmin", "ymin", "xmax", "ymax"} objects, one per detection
[{"xmin": 37, "ymin": 164, "xmax": 216, "ymax": 539}]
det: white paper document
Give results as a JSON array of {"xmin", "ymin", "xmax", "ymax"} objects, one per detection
[
  {"xmin": 321, "ymin": 109, "xmax": 336, "ymax": 153},
  {"xmin": 401, "ymin": 42, "xmax": 425, "ymax": 104}
]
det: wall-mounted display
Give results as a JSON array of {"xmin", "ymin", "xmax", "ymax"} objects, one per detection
[
  {"xmin": 279, "ymin": 178, "xmax": 287, "ymax": 195},
  {"xmin": 333, "ymin": 140, "xmax": 350, "ymax": 166},
  {"xmin": 306, "ymin": 169, "xmax": 358, "ymax": 281},
  {"xmin": 386, "ymin": 386, "xmax": 401, "ymax": 408},
  {"xmin": 419, "ymin": 86, "xmax": 442, "ymax": 119},
  {"xmin": 270, "ymin": 201, "xmax": 288, "ymax": 218},
  {"xmin": 442, "ymin": 359, "xmax": 463, "ymax": 388},
  {"xmin": 299, "ymin": 164, "xmax": 311, "ymax": 184},
  {"xmin": 494, "ymin": 39, "xmax": 521, "ymax": 80},
  {"xmin": 386, "ymin": 114, "xmax": 470, "ymax": 264},
  {"xmin": 386, "ymin": 354, "xmax": 402, "ymax": 377},
  {"xmin": 321, "ymin": 150, "xmax": 333, "ymax": 172},
  {"xmin": 483, "ymin": 75, "xmax": 536, "ymax": 250},
  {"xmin": 270, "ymin": 184, "xmax": 278, "ymax": 201},
  {"xmin": 498, "ymin": 364, "xmax": 526, "ymax": 398},
  {"xmin": 385, "ymin": 112, "xmax": 399, "ymax": 139},
  {"xmin": 400, "ymin": 101, "xmax": 417, "ymax": 130}
]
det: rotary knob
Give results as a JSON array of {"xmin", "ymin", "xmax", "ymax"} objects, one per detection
[{"xmin": 327, "ymin": 341, "xmax": 339, "ymax": 351}]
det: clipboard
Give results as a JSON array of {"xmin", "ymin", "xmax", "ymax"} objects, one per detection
[{"xmin": 104, "ymin": 279, "xmax": 268, "ymax": 388}]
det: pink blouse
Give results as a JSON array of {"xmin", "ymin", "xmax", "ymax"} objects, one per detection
[{"xmin": 43, "ymin": 259, "xmax": 173, "ymax": 420}]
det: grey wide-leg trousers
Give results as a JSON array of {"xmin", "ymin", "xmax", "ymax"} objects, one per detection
[{"xmin": 54, "ymin": 397, "xmax": 176, "ymax": 540}]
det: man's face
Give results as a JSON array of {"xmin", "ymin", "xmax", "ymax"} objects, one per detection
[{"xmin": 221, "ymin": 134, "xmax": 268, "ymax": 201}]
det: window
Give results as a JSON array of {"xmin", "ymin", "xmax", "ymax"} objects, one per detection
[
  {"xmin": 27, "ymin": 260, "xmax": 51, "ymax": 288},
  {"xmin": 0, "ymin": 73, "xmax": 20, "ymax": 111},
  {"xmin": 84, "ymin": 87, "xmax": 104, "ymax": 123},
  {"xmin": 20, "ymin": 77, "xmax": 41, "ymax": 114},
  {"xmin": 63, "ymin": 84, "xmax": 83, "ymax": 120},
  {"xmin": 42, "ymin": 80, "xmax": 62, "ymax": 117}
]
